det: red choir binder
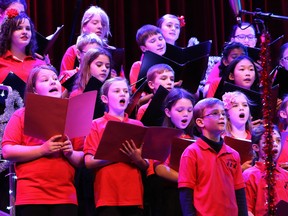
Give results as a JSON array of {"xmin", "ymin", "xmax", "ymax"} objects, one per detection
[
  {"xmin": 169, "ymin": 137, "xmax": 195, "ymax": 171},
  {"xmin": 224, "ymin": 136, "xmax": 253, "ymax": 163},
  {"xmin": 24, "ymin": 90, "xmax": 97, "ymax": 140},
  {"xmin": 94, "ymin": 121, "xmax": 182, "ymax": 163}
]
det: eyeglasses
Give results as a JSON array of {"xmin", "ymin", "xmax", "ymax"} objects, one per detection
[
  {"xmin": 201, "ymin": 111, "xmax": 226, "ymax": 119},
  {"xmin": 234, "ymin": 34, "xmax": 256, "ymax": 41}
]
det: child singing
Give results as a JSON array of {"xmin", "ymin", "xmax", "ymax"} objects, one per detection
[
  {"xmin": 1, "ymin": 65, "xmax": 83, "ymax": 216},
  {"xmin": 84, "ymin": 77, "xmax": 148, "ymax": 216}
]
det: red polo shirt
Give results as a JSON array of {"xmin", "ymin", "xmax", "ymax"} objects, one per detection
[
  {"xmin": 84, "ymin": 112, "xmax": 144, "ymax": 208},
  {"xmin": 243, "ymin": 161, "xmax": 288, "ymax": 216},
  {"xmin": 178, "ymin": 137, "xmax": 245, "ymax": 216}
]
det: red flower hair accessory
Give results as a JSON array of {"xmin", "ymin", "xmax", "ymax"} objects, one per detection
[
  {"xmin": 6, "ymin": 8, "xmax": 19, "ymax": 19},
  {"xmin": 178, "ymin": 15, "xmax": 186, "ymax": 27}
]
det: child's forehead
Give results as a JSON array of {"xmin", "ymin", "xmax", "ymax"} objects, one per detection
[
  {"xmin": 155, "ymin": 70, "xmax": 174, "ymax": 76},
  {"xmin": 109, "ymin": 81, "xmax": 128, "ymax": 89},
  {"xmin": 204, "ymin": 103, "xmax": 224, "ymax": 112},
  {"xmin": 147, "ymin": 32, "xmax": 162, "ymax": 38}
]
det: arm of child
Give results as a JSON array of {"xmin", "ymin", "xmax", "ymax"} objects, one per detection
[
  {"xmin": 154, "ymin": 161, "xmax": 178, "ymax": 182},
  {"xmin": 235, "ymin": 188, "xmax": 248, "ymax": 216},
  {"xmin": 84, "ymin": 153, "xmax": 113, "ymax": 169},
  {"xmin": 120, "ymin": 139, "xmax": 149, "ymax": 171},
  {"xmin": 2, "ymin": 134, "xmax": 64, "ymax": 163},
  {"xmin": 179, "ymin": 187, "xmax": 196, "ymax": 216}
]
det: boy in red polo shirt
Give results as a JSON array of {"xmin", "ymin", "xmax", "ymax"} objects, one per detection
[{"xmin": 178, "ymin": 97, "xmax": 248, "ymax": 216}]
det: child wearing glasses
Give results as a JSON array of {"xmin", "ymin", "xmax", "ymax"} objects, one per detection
[
  {"xmin": 278, "ymin": 43, "xmax": 288, "ymax": 71},
  {"xmin": 178, "ymin": 97, "xmax": 248, "ymax": 216},
  {"xmin": 230, "ymin": 22, "xmax": 257, "ymax": 48}
]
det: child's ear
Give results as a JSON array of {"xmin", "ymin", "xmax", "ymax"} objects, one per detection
[
  {"xmin": 147, "ymin": 80, "xmax": 154, "ymax": 90},
  {"xmin": 228, "ymin": 73, "xmax": 235, "ymax": 80},
  {"xmin": 164, "ymin": 108, "xmax": 171, "ymax": 118},
  {"xmin": 279, "ymin": 110, "xmax": 288, "ymax": 119},
  {"xmin": 195, "ymin": 117, "xmax": 204, "ymax": 129},
  {"xmin": 101, "ymin": 95, "xmax": 108, "ymax": 104},
  {"xmin": 252, "ymin": 143, "xmax": 259, "ymax": 152},
  {"xmin": 140, "ymin": 46, "xmax": 147, "ymax": 52}
]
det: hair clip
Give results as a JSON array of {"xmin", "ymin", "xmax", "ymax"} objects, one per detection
[
  {"xmin": 178, "ymin": 15, "xmax": 186, "ymax": 27},
  {"xmin": 222, "ymin": 92, "xmax": 236, "ymax": 110}
]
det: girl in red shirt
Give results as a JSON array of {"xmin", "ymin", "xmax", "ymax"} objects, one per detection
[
  {"xmin": 1, "ymin": 65, "xmax": 84, "ymax": 216},
  {"xmin": 222, "ymin": 91, "xmax": 253, "ymax": 171},
  {"xmin": 0, "ymin": 9, "xmax": 46, "ymax": 86},
  {"xmin": 153, "ymin": 87, "xmax": 195, "ymax": 216}
]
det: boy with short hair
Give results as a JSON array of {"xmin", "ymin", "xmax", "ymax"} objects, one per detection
[
  {"xmin": 136, "ymin": 63, "xmax": 174, "ymax": 120},
  {"xmin": 178, "ymin": 98, "xmax": 248, "ymax": 216},
  {"xmin": 129, "ymin": 24, "xmax": 166, "ymax": 93}
]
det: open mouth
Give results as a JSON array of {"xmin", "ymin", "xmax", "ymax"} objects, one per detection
[
  {"xmin": 119, "ymin": 98, "xmax": 126, "ymax": 105},
  {"xmin": 49, "ymin": 87, "xmax": 58, "ymax": 93},
  {"xmin": 239, "ymin": 113, "xmax": 245, "ymax": 118},
  {"xmin": 181, "ymin": 119, "xmax": 188, "ymax": 124},
  {"xmin": 272, "ymin": 149, "xmax": 278, "ymax": 154}
]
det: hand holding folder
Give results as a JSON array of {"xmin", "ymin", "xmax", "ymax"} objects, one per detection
[
  {"xmin": 24, "ymin": 91, "xmax": 97, "ymax": 140},
  {"xmin": 94, "ymin": 121, "xmax": 182, "ymax": 163},
  {"xmin": 224, "ymin": 136, "xmax": 253, "ymax": 164}
]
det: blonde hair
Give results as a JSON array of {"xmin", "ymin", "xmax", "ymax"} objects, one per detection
[
  {"xmin": 81, "ymin": 6, "xmax": 111, "ymax": 43},
  {"xmin": 100, "ymin": 77, "xmax": 130, "ymax": 97},
  {"xmin": 76, "ymin": 33, "xmax": 103, "ymax": 51},
  {"xmin": 222, "ymin": 91, "xmax": 252, "ymax": 136}
]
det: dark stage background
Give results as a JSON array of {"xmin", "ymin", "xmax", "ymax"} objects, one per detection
[{"xmin": 25, "ymin": 0, "xmax": 288, "ymax": 77}]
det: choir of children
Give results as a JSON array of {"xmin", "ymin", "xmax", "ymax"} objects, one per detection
[{"xmin": 1, "ymin": 3, "xmax": 288, "ymax": 216}]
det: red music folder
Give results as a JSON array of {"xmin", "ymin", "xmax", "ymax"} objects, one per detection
[
  {"xmin": 224, "ymin": 136, "xmax": 253, "ymax": 163},
  {"xmin": 24, "ymin": 91, "xmax": 97, "ymax": 140},
  {"xmin": 94, "ymin": 121, "xmax": 182, "ymax": 163},
  {"xmin": 169, "ymin": 137, "xmax": 195, "ymax": 171}
]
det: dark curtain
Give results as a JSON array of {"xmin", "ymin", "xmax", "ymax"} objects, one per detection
[{"xmin": 25, "ymin": 0, "xmax": 288, "ymax": 77}]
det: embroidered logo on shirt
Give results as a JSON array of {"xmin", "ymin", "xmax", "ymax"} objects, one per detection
[{"xmin": 226, "ymin": 159, "xmax": 237, "ymax": 169}]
